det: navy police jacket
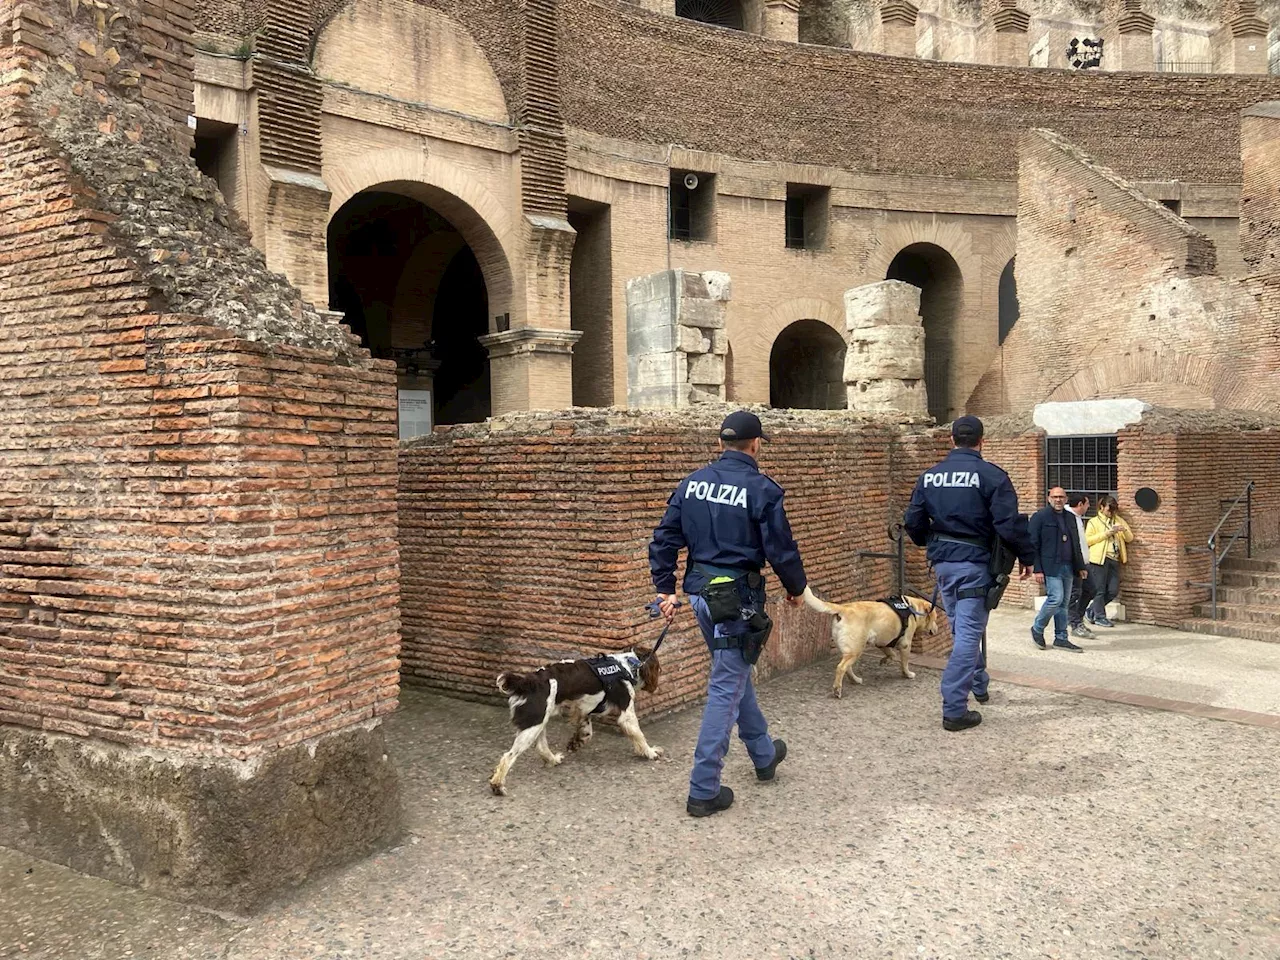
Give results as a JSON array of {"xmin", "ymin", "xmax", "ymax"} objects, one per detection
[
  {"xmin": 902, "ymin": 447, "xmax": 1034, "ymax": 566},
  {"xmin": 649, "ymin": 450, "xmax": 808, "ymax": 598}
]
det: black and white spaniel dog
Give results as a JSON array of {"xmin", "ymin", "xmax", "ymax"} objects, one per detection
[{"xmin": 488, "ymin": 647, "xmax": 663, "ymax": 796}]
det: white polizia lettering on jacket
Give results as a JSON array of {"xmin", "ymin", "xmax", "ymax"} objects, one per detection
[
  {"xmin": 685, "ymin": 480, "xmax": 750, "ymax": 508},
  {"xmin": 922, "ymin": 471, "xmax": 981, "ymax": 489}
]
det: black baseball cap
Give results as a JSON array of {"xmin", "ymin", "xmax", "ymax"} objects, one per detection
[
  {"xmin": 951, "ymin": 415, "xmax": 984, "ymax": 443},
  {"xmin": 720, "ymin": 410, "xmax": 768, "ymax": 442}
]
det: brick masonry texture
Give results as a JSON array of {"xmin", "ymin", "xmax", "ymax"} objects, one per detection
[
  {"xmin": 197, "ymin": 0, "xmax": 1280, "ymax": 185},
  {"xmin": 396, "ymin": 408, "xmax": 1047, "ymax": 714},
  {"xmin": 1, "ymin": 0, "xmax": 402, "ymax": 907},
  {"xmin": 972, "ymin": 127, "xmax": 1280, "ymax": 414}
]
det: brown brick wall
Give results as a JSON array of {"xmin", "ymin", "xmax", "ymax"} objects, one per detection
[
  {"xmin": 971, "ymin": 128, "xmax": 1280, "ymax": 415},
  {"xmin": 398, "ymin": 412, "xmax": 960, "ymax": 715},
  {"xmin": 560, "ymin": 0, "xmax": 1280, "ymax": 183},
  {"xmin": 0, "ymin": 0, "xmax": 401, "ymax": 759},
  {"xmin": 1116, "ymin": 419, "xmax": 1280, "ymax": 625}
]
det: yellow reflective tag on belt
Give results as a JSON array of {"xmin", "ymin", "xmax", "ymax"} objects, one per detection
[{"xmin": 708, "ymin": 576, "xmax": 736, "ymax": 584}]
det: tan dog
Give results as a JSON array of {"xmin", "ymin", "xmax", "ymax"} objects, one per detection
[{"xmin": 802, "ymin": 587, "xmax": 940, "ymax": 698}]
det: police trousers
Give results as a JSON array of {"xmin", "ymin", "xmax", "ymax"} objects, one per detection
[
  {"xmin": 935, "ymin": 561, "xmax": 990, "ymax": 720},
  {"xmin": 687, "ymin": 587, "xmax": 777, "ymax": 801}
]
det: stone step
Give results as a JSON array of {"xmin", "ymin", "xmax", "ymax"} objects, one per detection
[
  {"xmin": 1217, "ymin": 570, "xmax": 1280, "ymax": 589},
  {"xmin": 1181, "ymin": 617, "xmax": 1280, "ymax": 643},
  {"xmin": 1220, "ymin": 555, "xmax": 1280, "ymax": 575},
  {"xmin": 1212, "ymin": 585, "xmax": 1280, "ymax": 605},
  {"xmin": 1190, "ymin": 601, "xmax": 1280, "ymax": 625}
]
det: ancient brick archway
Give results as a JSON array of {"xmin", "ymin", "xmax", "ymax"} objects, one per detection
[
  {"xmin": 328, "ymin": 190, "xmax": 492, "ymax": 427},
  {"xmin": 325, "ymin": 150, "xmax": 518, "ymax": 329},
  {"xmin": 886, "ymin": 243, "xmax": 964, "ymax": 421},
  {"xmin": 769, "ymin": 319, "xmax": 847, "ymax": 409}
]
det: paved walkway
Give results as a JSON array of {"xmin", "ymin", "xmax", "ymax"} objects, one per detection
[
  {"xmin": 4, "ymin": 620, "xmax": 1280, "ymax": 960},
  {"xmin": 975, "ymin": 607, "xmax": 1280, "ymax": 723}
]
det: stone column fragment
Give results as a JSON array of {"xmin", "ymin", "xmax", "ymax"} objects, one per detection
[
  {"xmin": 626, "ymin": 269, "xmax": 731, "ymax": 409},
  {"xmin": 844, "ymin": 280, "xmax": 928, "ymax": 416}
]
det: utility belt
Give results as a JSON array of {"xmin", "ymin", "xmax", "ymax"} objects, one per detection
[
  {"xmin": 695, "ymin": 564, "xmax": 773, "ymax": 665},
  {"xmin": 930, "ymin": 533, "xmax": 1018, "ymax": 611}
]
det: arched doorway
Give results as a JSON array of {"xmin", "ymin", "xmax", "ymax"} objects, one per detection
[
  {"xmin": 886, "ymin": 243, "xmax": 963, "ymax": 421},
  {"xmin": 676, "ymin": 0, "xmax": 745, "ymax": 29},
  {"xmin": 769, "ymin": 320, "xmax": 846, "ymax": 409},
  {"xmin": 998, "ymin": 257, "xmax": 1019, "ymax": 345},
  {"xmin": 327, "ymin": 190, "xmax": 491, "ymax": 429}
]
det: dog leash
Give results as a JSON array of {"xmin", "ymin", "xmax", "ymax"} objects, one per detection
[{"xmin": 641, "ymin": 597, "xmax": 682, "ymax": 664}]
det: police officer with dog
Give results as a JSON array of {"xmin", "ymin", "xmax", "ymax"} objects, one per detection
[
  {"xmin": 649, "ymin": 410, "xmax": 806, "ymax": 818},
  {"xmin": 903, "ymin": 415, "xmax": 1034, "ymax": 732}
]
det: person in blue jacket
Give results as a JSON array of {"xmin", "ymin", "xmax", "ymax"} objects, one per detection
[
  {"xmin": 903, "ymin": 415, "xmax": 1034, "ymax": 732},
  {"xmin": 649, "ymin": 410, "xmax": 806, "ymax": 818}
]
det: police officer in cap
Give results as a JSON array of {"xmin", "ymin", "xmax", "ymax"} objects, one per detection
[
  {"xmin": 649, "ymin": 410, "xmax": 807, "ymax": 817},
  {"xmin": 903, "ymin": 415, "xmax": 1034, "ymax": 731}
]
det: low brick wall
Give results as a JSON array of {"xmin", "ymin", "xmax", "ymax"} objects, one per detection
[
  {"xmin": 1116, "ymin": 411, "xmax": 1280, "ymax": 626},
  {"xmin": 398, "ymin": 409, "xmax": 961, "ymax": 715}
]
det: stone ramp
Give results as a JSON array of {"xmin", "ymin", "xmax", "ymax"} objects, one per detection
[{"xmin": 978, "ymin": 606, "xmax": 1280, "ymax": 719}]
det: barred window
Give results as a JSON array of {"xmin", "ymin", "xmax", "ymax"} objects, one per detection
[{"xmin": 1044, "ymin": 435, "xmax": 1117, "ymax": 514}]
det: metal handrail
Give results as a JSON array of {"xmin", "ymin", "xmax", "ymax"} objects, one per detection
[
  {"xmin": 1188, "ymin": 480, "xmax": 1253, "ymax": 620},
  {"xmin": 857, "ymin": 522, "xmax": 907, "ymax": 596}
]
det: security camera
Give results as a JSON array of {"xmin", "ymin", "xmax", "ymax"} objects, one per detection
[{"xmin": 683, "ymin": 173, "xmax": 699, "ymax": 190}]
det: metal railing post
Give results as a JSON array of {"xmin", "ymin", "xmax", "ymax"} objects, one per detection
[
  {"xmin": 1211, "ymin": 545, "xmax": 1219, "ymax": 621},
  {"xmin": 896, "ymin": 530, "xmax": 905, "ymax": 596},
  {"xmin": 1246, "ymin": 483, "xmax": 1253, "ymax": 559}
]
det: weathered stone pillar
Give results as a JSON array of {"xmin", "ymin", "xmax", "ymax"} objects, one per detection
[
  {"xmin": 1100, "ymin": 0, "xmax": 1155, "ymax": 71},
  {"xmin": 1211, "ymin": 0, "xmax": 1269, "ymax": 74},
  {"xmin": 484, "ymin": 215, "xmax": 582, "ymax": 413},
  {"xmin": 762, "ymin": 0, "xmax": 801, "ymax": 42},
  {"xmin": 626, "ymin": 270, "xmax": 731, "ymax": 409},
  {"xmin": 843, "ymin": 281, "xmax": 928, "ymax": 415},
  {"xmin": 1240, "ymin": 102, "xmax": 1280, "ymax": 273},
  {"xmin": 880, "ymin": 0, "xmax": 919, "ymax": 58},
  {"xmin": 981, "ymin": 0, "xmax": 1031, "ymax": 66}
]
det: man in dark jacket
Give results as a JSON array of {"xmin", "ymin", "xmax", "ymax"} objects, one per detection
[
  {"xmin": 650, "ymin": 411, "xmax": 806, "ymax": 817},
  {"xmin": 1027, "ymin": 486, "xmax": 1089, "ymax": 652},
  {"xmin": 903, "ymin": 416, "xmax": 1034, "ymax": 732}
]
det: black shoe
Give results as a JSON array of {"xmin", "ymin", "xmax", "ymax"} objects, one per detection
[
  {"xmin": 973, "ymin": 691, "xmax": 990, "ymax": 704},
  {"xmin": 1053, "ymin": 638, "xmax": 1084, "ymax": 653},
  {"xmin": 942, "ymin": 710, "xmax": 982, "ymax": 732},
  {"xmin": 755, "ymin": 739, "xmax": 787, "ymax": 782},
  {"xmin": 1031, "ymin": 628, "xmax": 1047, "ymax": 650},
  {"xmin": 687, "ymin": 786, "xmax": 734, "ymax": 818}
]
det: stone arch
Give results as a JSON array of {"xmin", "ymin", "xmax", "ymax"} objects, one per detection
[
  {"xmin": 769, "ymin": 320, "xmax": 847, "ymax": 409},
  {"xmin": 998, "ymin": 257, "xmax": 1019, "ymax": 345},
  {"xmin": 315, "ymin": 0, "xmax": 508, "ymax": 123},
  {"xmin": 325, "ymin": 147, "xmax": 517, "ymax": 327},
  {"xmin": 885, "ymin": 243, "xmax": 964, "ymax": 422},
  {"xmin": 676, "ymin": 0, "xmax": 746, "ymax": 29},
  {"xmin": 1047, "ymin": 346, "xmax": 1222, "ymax": 407},
  {"xmin": 731, "ymin": 297, "xmax": 843, "ymax": 403}
]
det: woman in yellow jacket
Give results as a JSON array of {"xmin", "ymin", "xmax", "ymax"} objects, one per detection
[{"xmin": 1084, "ymin": 495, "xmax": 1133, "ymax": 627}]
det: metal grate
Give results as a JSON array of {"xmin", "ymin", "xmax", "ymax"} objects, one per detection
[
  {"xmin": 1156, "ymin": 61, "xmax": 1214, "ymax": 74},
  {"xmin": 785, "ymin": 195, "xmax": 805, "ymax": 249},
  {"xmin": 1045, "ymin": 435, "xmax": 1118, "ymax": 513},
  {"xmin": 675, "ymin": 0, "xmax": 745, "ymax": 29}
]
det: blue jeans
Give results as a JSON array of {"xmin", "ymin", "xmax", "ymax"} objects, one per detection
[
  {"xmin": 1032, "ymin": 564, "xmax": 1073, "ymax": 641},
  {"xmin": 935, "ymin": 561, "xmax": 990, "ymax": 720},
  {"xmin": 687, "ymin": 592, "xmax": 777, "ymax": 800}
]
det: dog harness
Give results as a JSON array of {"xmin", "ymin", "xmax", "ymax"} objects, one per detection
[
  {"xmin": 879, "ymin": 596, "xmax": 915, "ymax": 648},
  {"xmin": 584, "ymin": 654, "xmax": 642, "ymax": 714}
]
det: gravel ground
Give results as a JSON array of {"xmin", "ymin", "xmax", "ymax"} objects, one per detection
[{"xmin": 3, "ymin": 658, "xmax": 1279, "ymax": 960}]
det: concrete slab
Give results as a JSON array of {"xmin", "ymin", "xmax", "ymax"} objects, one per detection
[
  {"xmin": 4, "ymin": 648, "xmax": 1280, "ymax": 960},
  {"xmin": 984, "ymin": 606, "xmax": 1280, "ymax": 715}
]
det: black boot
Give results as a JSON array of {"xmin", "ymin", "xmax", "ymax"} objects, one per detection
[
  {"xmin": 755, "ymin": 739, "xmax": 787, "ymax": 782},
  {"xmin": 686, "ymin": 786, "xmax": 734, "ymax": 818},
  {"xmin": 942, "ymin": 710, "xmax": 983, "ymax": 732}
]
